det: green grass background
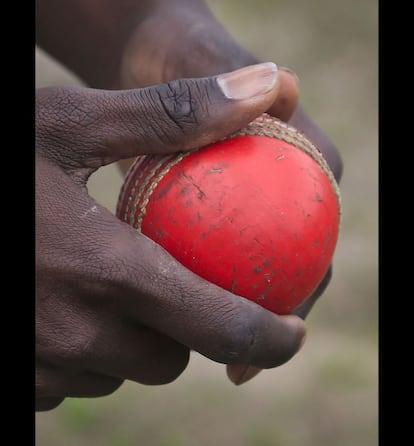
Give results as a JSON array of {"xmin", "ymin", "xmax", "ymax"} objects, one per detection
[{"xmin": 35, "ymin": 0, "xmax": 378, "ymax": 444}]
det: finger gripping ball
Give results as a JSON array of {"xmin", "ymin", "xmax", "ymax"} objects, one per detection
[{"xmin": 116, "ymin": 113, "xmax": 341, "ymax": 315}]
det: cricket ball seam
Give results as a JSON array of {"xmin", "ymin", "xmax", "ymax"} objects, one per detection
[
  {"xmin": 119, "ymin": 113, "xmax": 342, "ymax": 232},
  {"xmin": 228, "ymin": 115, "xmax": 342, "ymax": 219},
  {"xmin": 133, "ymin": 152, "xmax": 191, "ymax": 230},
  {"xmin": 128, "ymin": 155, "xmax": 175, "ymax": 226},
  {"xmin": 123, "ymin": 156, "xmax": 152, "ymax": 222}
]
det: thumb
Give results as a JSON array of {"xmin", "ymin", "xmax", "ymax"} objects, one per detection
[{"xmin": 36, "ymin": 63, "xmax": 296, "ymax": 172}]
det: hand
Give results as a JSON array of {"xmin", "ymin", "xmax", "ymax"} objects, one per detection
[
  {"xmin": 36, "ymin": 64, "xmax": 306, "ymax": 411},
  {"xmin": 35, "ymin": 0, "xmax": 342, "ymax": 181},
  {"xmin": 114, "ymin": 6, "xmax": 343, "ymax": 183},
  {"xmin": 112, "ymin": 5, "xmax": 343, "ymax": 383}
]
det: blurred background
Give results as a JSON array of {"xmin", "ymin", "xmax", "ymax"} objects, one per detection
[{"xmin": 35, "ymin": 0, "xmax": 378, "ymax": 445}]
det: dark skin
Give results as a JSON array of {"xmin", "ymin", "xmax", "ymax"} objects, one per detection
[{"xmin": 36, "ymin": 0, "xmax": 343, "ymax": 411}]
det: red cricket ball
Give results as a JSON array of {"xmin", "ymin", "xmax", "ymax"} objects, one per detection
[{"xmin": 116, "ymin": 114, "xmax": 341, "ymax": 315}]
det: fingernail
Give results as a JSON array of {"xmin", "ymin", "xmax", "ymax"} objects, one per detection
[
  {"xmin": 217, "ymin": 62, "xmax": 278, "ymax": 100},
  {"xmin": 279, "ymin": 66, "xmax": 300, "ymax": 85},
  {"xmin": 227, "ymin": 364, "xmax": 263, "ymax": 385}
]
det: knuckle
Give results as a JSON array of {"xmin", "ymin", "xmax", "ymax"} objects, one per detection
[
  {"xmin": 93, "ymin": 229, "xmax": 165, "ymax": 297},
  {"xmin": 91, "ymin": 238, "xmax": 139, "ymax": 293},
  {"xmin": 157, "ymin": 79, "xmax": 200, "ymax": 127},
  {"xmin": 36, "ymin": 314, "xmax": 103, "ymax": 366},
  {"xmin": 217, "ymin": 333, "xmax": 255, "ymax": 363},
  {"xmin": 211, "ymin": 304, "xmax": 262, "ymax": 363},
  {"xmin": 143, "ymin": 79, "xmax": 208, "ymax": 147},
  {"xmin": 58, "ymin": 332, "xmax": 98, "ymax": 364},
  {"xmin": 62, "ymin": 228, "xmax": 134, "ymax": 297},
  {"xmin": 203, "ymin": 299, "xmax": 303, "ymax": 368}
]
